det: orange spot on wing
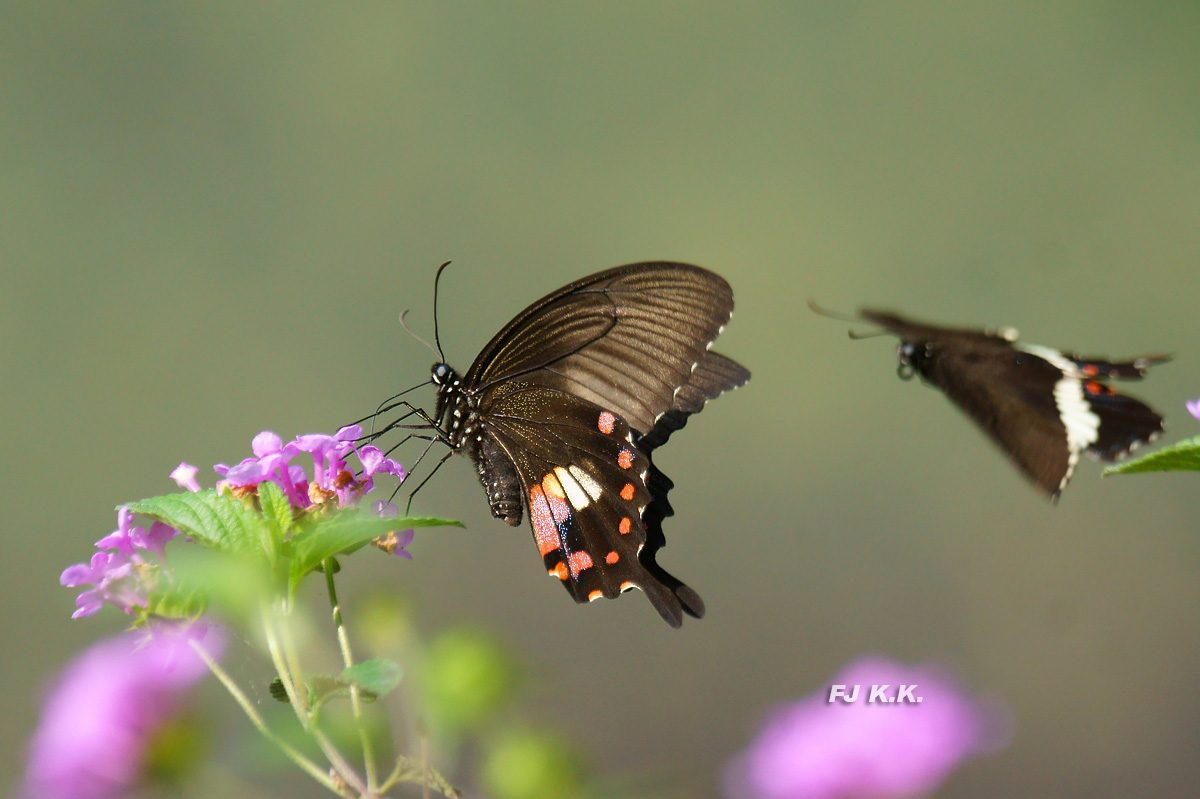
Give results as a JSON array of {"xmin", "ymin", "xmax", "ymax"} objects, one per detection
[
  {"xmin": 620, "ymin": 581, "xmax": 635, "ymax": 592},
  {"xmin": 542, "ymin": 472, "xmax": 566, "ymax": 499},
  {"xmin": 619, "ymin": 517, "xmax": 632, "ymax": 534},
  {"xmin": 618, "ymin": 449, "xmax": 634, "ymax": 469},
  {"xmin": 567, "ymin": 550, "xmax": 594, "ymax": 576},
  {"xmin": 1082, "ymin": 364, "xmax": 1100, "ymax": 376},
  {"xmin": 598, "ymin": 411, "xmax": 616, "ymax": 434},
  {"xmin": 554, "ymin": 562, "xmax": 569, "ymax": 580},
  {"xmin": 529, "ymin": 485, "xmax": 561, "ymax": 556},
  {"xmin": 620, "ymin": 483, "xmax": 635, "ymax": 501},
  {"xmin": 1085, "ymin": 380, "xmax": 1104, "ymax": 395},
  {"xmin": 605, "ymin": 551, "xmax": 619, "ymax": 564},
  {"xmin": 588, "ymin": 589, "xmax": 603, "ymax": 601}
]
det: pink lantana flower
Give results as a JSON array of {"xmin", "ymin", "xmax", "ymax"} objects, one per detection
[
  {"xmin": 23, "ymin": 622, "xmax": 226, "ymax": 799},
  {"xmin": 725, "ymin": 657, "xmax": 1008, "ymax": 799}
]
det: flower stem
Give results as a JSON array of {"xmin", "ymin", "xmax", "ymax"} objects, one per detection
[
  {"xmin": 261, "ymin": 606, "xmax": 372, "ymax": 797},
  {"xmin": 324, "ymin": 560, "xmax": 379, "ymax": 793},
  {"xmin": 379, "ymin": 754, "xmax": 461, "ymax": 799},
  {"xmin": 189, "ymin": 638, "xmax": 347, "ymax": 796}
]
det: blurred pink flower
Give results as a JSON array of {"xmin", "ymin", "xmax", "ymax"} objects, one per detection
[
  {"xmin": 1186, "ymin": 398, "xmax": 1200, "ymax": 421},
  {"xmin": 724, "ymin": 657, "xmax": 1008, "ymax": 799},
  {"xmin": 23, "ymin": 622, "xmax": 226, "ymax": 799}
]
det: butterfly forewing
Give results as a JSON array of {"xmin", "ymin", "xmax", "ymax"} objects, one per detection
[
  {"xmin": 920, "ymin": 344, "xmax": 1075, "ymax": 495},
  {"xmin": 466, "ymin": 263, "xmax": 736, "ymax": 435}
]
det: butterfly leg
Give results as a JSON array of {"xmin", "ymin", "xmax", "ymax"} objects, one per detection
[{"xmin": 400, "ymin": 448, "xmax": 455, "ymax": 514}]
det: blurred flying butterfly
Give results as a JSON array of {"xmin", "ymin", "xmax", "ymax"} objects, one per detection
[
  {"xmin": 414, "ymin": 262, "xmax": 748, "ymax": 627},
  {"xmin": 814, "ymin": 303, "xmax": 1167, "ymax": 499}
]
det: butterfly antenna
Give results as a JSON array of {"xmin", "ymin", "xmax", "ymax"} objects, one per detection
[
  {"xmin": 808, "ymin": 299, "xmax": 884, "ymax": 340},
  {"xmin": 399, "ymin": 309, "xmax": 439, "ymax": 358},
  {"xmin": 806, "ymin": 299, "xmax": 859, "ymax": 322},
  {"xmin": 432, "ymin": 260, "xmax": 452, "ymax": 362}
]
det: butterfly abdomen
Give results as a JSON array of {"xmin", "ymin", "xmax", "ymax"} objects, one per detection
[{"xmin": 473, "ymin": 435, "xmax": 523, "ymax": 526}]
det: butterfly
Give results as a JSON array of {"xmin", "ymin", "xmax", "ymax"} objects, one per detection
[
  {"xmin": 843, "ymin": 308, "xmax": 1167, "ymax": 499},
  {"xmin": 426, "ymin": 262, "xmax": 748, "ymax": 627}
]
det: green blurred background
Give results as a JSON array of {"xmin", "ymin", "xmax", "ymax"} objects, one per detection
[{"xmin": 4, "ymin": 3, "xmax": 1199, "ymax": 796}]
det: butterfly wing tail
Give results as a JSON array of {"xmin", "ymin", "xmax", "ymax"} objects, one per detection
[{"xmin": 636, "ymin": 460, "xmax": 706, "ymax": 624}]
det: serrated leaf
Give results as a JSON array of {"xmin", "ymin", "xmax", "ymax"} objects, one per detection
[
  {"xmin": 257, "ymin": 481, "xmax": 293, "ymax": 563},
  {"xmin": 287, "ymin": 513, "xmax": 463, "ymax": 595},
  {"xmin": 341, "ymin": 658, "xmax": 403, "ymax": 698},
  {"xmin": 128, "ymin": 490, "xmax": 269, "ymax": 556},
  {"xmin": 1103, "ymin": 435, "xmax": 1200, "ymax": 476},
  {"xmin": 268, "ymin": 678, "xmax": 290, "ymax": 703}
]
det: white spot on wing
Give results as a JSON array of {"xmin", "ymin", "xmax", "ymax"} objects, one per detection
[
  {"xmin": 553, "ymin": 466, "xmax": 591, "ymax": 509},
  {"xmin": 567, "ymin": 465, "xmax": 603, "ymax": 501},
  {"xmin": 1019, "ymin": 343, "xmax": 1101, "ymax": 490}
]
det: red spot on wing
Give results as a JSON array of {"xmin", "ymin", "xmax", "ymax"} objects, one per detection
[
  {"xmin": 1085, "ymin": 380, "xmax": 1105, "ymax": 395},
  {"xmin": 553, "ymin": 562, "xmax": 569, "ymax": 581},
  {"xmin": 605, "ymin": 551, "xmax": 619, "ymax": 564},
  {"xmin": 617, "ymin": 449, "xmax": 634, "ymax": 469},
  {"xmin": 598, "ymin": 411, "xmax": 616, "ymax": 434},
  {"xmin": 567, "ymin": 550, "xmax": 594, "ymax": 577},
  {"xmin": 1082, "ymin": 364, "xmax": 1100, "ymax": 377},
  {"xmin": 618, "ymin": 517, "xmax": 632, "ymax": 534},
  {"xmin": 529, "ymin": 484, "xmax": 569, "ymax": 556},
  {"xmin": 620, "ymin": 483, "xmax": 635, "ymax": 501}
]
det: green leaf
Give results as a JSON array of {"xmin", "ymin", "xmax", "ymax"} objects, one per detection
[
  {"xmin": 287, "ymin": 513, "xmax": 463, "ymax": 595},
  {"xmin": 373, "ymin": 516, "xmax": 466, "ymax": 531},
  {"xmin": 268, "ymin": 678, "xmax": 290, "ymax": 703},
  {"xmin": 127, "ymin": 489, "xmax": 268, "ymax": 556},
  {"xmin": 341, "ymin": 658, "xmax": 403, "ymax": 699},
  {"xmin": 257, "ymin": 481, "xmax": 293, "ymax": 563},
  {"xmin": 1103, "ymin": 435, "xmax": 1200, "ymax": 476},
  {"xmin": 165, "ymin": 547, "xmax": 275, "ymax": 623}
]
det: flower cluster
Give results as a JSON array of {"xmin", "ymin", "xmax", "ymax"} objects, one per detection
[
  {"xmin": 23, "ymin": 623, "xmax": 227, "ymax": 799},
  {"xmin": 724, "ymin": 657, "xmax": 1007, "ymax": 799},
  {"xmin": 59, "ymin": 508, "xmax": 178, "ymax": 619},
  {"xmin": 215, "ymin": 425, "xmax": 405, "ymax": 512},
  {"xmin": 61, "ymin": 426, "xmax": 409, "ymax": 619}
]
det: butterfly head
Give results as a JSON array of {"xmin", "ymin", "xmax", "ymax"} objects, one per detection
[
  {"xmin": 431, "ymin": 362, "xmax": 465, "ymax": 429},
  {"xmin": 896, "ymin": 340, "xmax": 933, "ymax": 381}
]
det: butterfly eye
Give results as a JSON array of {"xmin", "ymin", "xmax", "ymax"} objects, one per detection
[{"xmin": 432, "ymin": 363, "xmax": 450, "ymax": 384}]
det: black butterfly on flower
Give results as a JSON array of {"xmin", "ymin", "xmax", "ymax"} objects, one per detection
[{"xmin": 391, "ymin": 262, "xmax": 748, "ymax": 627}]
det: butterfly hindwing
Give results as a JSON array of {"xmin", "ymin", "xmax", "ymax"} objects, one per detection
[{"xmin": 480, "ymin": 383, "xmax": 696, "ymax": 626}]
